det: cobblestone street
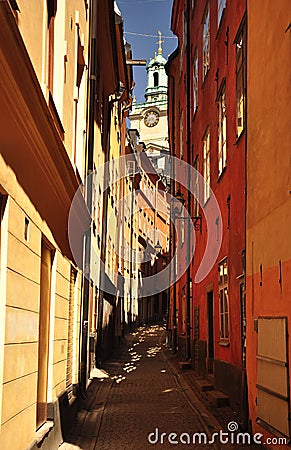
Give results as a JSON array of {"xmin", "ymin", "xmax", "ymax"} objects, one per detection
[
  {"xmin": 60, "ymin": 325, "xmax": 268, "ymax": 450},
  {"xmin": 95, "ymin": 325, "xmax": 216, "ymax": 450},
  {"xmin": 61, "ymin": 325, "xmax": 217, "ymax": 450}
]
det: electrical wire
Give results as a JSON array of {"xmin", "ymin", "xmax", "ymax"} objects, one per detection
[{"xmin": 124, "ymin": 31, "xmax": 176, "ymax": 39}]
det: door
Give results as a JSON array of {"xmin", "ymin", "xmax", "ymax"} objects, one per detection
[
  {"xmin": 36, "ymin": 241, "xmax": 52, "ymax": 429},
  {"xmin": 240, "ymin": 282, "xmax": 246, "ymax": 368},
  {"xmin": 207, "ymin": 291, "xmax": 214, "ymax": 373},
  {"xmin": 257, "ymin": 317, "xmax": 290, "ymax": 436}
]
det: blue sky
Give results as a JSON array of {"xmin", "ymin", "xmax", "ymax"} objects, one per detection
[{"xmin": 117, "ymin": 0, "xmax": 177, "ymax": 103}]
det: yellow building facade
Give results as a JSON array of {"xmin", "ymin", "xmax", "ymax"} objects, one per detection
[
  {"xmin": 0, "ymin": 0, "xmax": 134, "ymax": 448},
  {"xmin": 0, "ymin": 1, "xmax": 89, "ymax": 448}
]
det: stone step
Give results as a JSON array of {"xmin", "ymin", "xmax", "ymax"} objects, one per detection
[
  {"xmin": 207, "ymin": 390, "xmax": 229, "ymax": 407},
  {"xmin": 195, "ymin": 379, "xmax": 214, "ymax": 392},
  {"xmin": 178, "ymin": 360, "xmax": 192, "ymax": 370}
]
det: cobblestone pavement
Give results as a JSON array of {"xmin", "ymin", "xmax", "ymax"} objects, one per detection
[
  {"xmin": 94, "ymin": 325, "xmax": 214, "ymax": 450},
  {"xmin": 61, "ymin": 325, "xmax": 264, "ymax": 450}
]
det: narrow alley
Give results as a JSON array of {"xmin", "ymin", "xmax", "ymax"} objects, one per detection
[
  {"xmin": 60, "ymin": 326, "xmax": 268, "ymax": 450},
  {"xmin": 0, "ymin": 1, "xmax": 290, "ymax": 449},
  {"xmin": 61, "ymin": 326, "xmax": 216, "ymax": 450}
]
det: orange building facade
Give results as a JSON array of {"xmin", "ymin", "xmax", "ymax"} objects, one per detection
[
  {"xmin": 246, "ymin": 0, "xmax": 291, "ymax": 444},
  {"xmin": 168, "ymin": 0, "xmax": 247, "ymax": 419}
]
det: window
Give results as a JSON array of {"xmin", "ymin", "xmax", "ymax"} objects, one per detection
[
  {"xmin": 235, "ymin": 19, "xmax": 246, "ymax": 137},
  {"xmin": 193, "ymin": 156, "xmax": 199, "ymax": 216},
  {"xmin": 9, "ymin": 0, "xmax": 19, "ymax": 10},
  {"xmin": 47, "ymin": 0, "xmax": 57, "ymax": 93},
  {"xmin": 181, "ymin": 220, "xmax": 185, "ymax": 244},
  {"xmin": 66, "ymin": 267, "xmax": 77, "ymax": 399},
  {"xmin": 153, "ymin": 72, "xmax": 159, "ymax": 87},
  {"xmin": 180, "ymin": 111, "xmax": 184, "ymax": 158},
  {"xmin": 218, "ymin": 0, "xmax": 226, "ymax": 27},
  {"xmin": 193, "ymin": 50, "xmax": 198, "ymax": 114},
  {"xmin": 218, "ymin": 259, "xmax": 229, "ymax": 341},
  {"xmin": 203, "ymin": 129, "xmax": 210, "ymax": 203},
  {"xmin": 76, "ymin": 31, "xmax": 85, "ymax": 88},
  {"xmin": 218, "ymin": 81, "xmax": 227, "ymax": 175},
  {"xmin": 202, "ymin": 4, "xmax": 210, "ymax": 80},
  {"xmin": 24, "ymin": 217, "xmax": 30, "ymax": 241}
]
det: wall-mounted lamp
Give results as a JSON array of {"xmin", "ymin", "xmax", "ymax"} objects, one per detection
[
  {"xmin": 154, "ymin": 240, "xmax": 162, "ymax": 254},
  {"xmin": 114, "ymin": 81, "xmax": 126, "ymax": 101},
  {"xmin": 171, "ymin": 190, "xmax": 202, "ymax": 233}
]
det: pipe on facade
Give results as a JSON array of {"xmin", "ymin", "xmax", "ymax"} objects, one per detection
[
  {"xmin": 80, "ymin": 0, "xmax": 97, "ymax": 396},
  {"xmin": 166, "ymin": 48, "xmax": 178, "ymax": 354},
  {"xmin": 96, "ymin": 99, "xmax": 112, "ymax": 366},
  {"xmin": 165, "ymin": 55, "xmax": 178, "ymax": 354},
  {"xmin": 185, "ymin": 0, "xmax": 191, "ymax": 361}
]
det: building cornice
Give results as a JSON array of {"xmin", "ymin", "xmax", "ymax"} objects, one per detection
[{"xmin": 0, "ymin": 2, "xmax": 89, "ymax": 260}]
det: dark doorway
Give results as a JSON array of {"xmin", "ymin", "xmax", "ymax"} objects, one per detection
[
  {"xmin": 37, "ymin": 241, "xmax": 53, "ymax": 429},
  {"xmin": 207, "ymin": 291, "xmax": 214, "ymax": 373},
  {"xmin": 240, "ymin": 282, "xmax": 246, "ymax": 368}
]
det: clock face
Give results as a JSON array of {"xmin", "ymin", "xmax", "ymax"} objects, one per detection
[{"xmin": 144, "ymin": 110, "xmax": 159, "ymax": 127}]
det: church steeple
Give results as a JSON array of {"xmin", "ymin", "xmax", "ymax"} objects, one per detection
[{"xmin": 144, "ymin": 31, "xmax": 167, "ymax": 104}]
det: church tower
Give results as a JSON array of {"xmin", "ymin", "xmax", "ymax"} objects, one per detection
[
  {"xmin": 129, "ymin": 32, "xmax": 169, "ymax": 184},
  {"xmin": 144, "ymin": 32, "xmax": 167, "ymax": 104}
]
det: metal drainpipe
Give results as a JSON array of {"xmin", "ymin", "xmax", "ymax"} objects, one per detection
[
  {"xmin": 129, "ymin": 170, "xmax": 134, "ymax": 331},
  {"xmin": 80, "ymin": 0, "xmax": 97, "ymax": 396},
  {"xmin": 185, "ymin": 0, "xmax": 191, "ymax": 361},
  {"xmin": 167, "ymin": 69, "xmax": 177, "ymax": 354},
  {"xmin": 96, "ymin": 99, "xmax": 111, "ymax": 366}
]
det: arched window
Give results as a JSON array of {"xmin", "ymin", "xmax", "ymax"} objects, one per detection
[{"xmin": 153, "ymin": 72, "xmax": 159, "ymax": 87}]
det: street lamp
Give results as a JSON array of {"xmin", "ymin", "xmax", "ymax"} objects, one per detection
[
  {"xmin": 172, "ymin": 190, "xmax": 202, "ymax": 233},
  {"xmin": 154, "ymin": 240, "xmax": 162, "ymax": 254}
]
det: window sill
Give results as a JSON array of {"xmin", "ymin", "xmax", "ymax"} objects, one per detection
[
  {"xmin": 201, "ymin": 70, "xmax": 210, "ymax": 89},
  {"xmin": 217, "ymin": 165, "xmax": 227, "ymax": 183},
  {"xmin": 203, "ymin": 196, "xmax": 211, "ymax": 208},
  {"xmin": 218, "ymin": 340, "xmax": 230, "ymax": 347},
  {"xmin": 35, "ymin": 421, "xmax": 54, "ymax": 445},
  {"xmin": 192, "ymin": 107, "xmax": 198, "ymax": 122},
  {"xmin": 234, "ymin": 127, "xmax": 245, "ymax": 146},
  {"xmin": 48, "ymin": 92, "xmax": 65, "ymax": 141}
]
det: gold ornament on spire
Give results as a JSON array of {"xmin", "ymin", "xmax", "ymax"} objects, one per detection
[{"xmin": 157, "ymin": 30, "xmax": 164, "ymax": 55}]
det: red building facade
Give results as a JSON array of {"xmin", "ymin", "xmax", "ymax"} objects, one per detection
[{"xmin": 168, "ymin": 0, "xmax": 247, "ymax": 420}]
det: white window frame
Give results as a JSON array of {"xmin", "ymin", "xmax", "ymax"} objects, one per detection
[
  {"xmin": 218, "ymin": 258, "xmax": 229, "ymax": 342},
  {"xmin": 235, "ymin": 19, "xmax": 246, "ymax": 137},
  {"xmin": 193, "ymin": 156, "xmax": 199, "ymax": 216},
  {"xmin": 193, "ymin": 50, "xmax": 198, "ymax": 115},
  {"xmin": 218, "ymin": 0, "xmax": 226, "ymax": 27},
  {"xmin": 202, "ymin": 4, "xmax": 210, "ymax": 80},
  {"xmin": 180, "ymin": 110, "xmax": 184, "ymax": 158},
  {"xmin": 218, "ymin": 81, "xmax": 227, "ymax": 176},
  {"xmin": 203, "ymin": 129, "xmax": 210, "ymax": 203}
]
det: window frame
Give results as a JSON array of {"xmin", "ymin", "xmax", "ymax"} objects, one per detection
[
  {"xmin": 217, "ymin": 0, "xmax": 226, "ymax": 28},
  {"xmin": 217, "ymin": 79, "xmax": 227, "ymax": 176},
  {"xmin": 235, "ymin": 18, "xmax": 246, "ymax": 138},
  {"xmin": 218, "ymin": 258, "xmax": 229, "ymax": 343},
  {"xmin": 202, "ymin": 128, "xmax": 210, "ymax": 204},
  {"xmin": 180, "ymin": 110, "xmax": 184, "ymax": 158},
  {"xmin": 193, "ymin": 49, "xmax": 198, "ymax": 115},
  {"xmin": 193, "ymin": 156, "xmax": 199, "ymax": 216},
  {"xmin": 202, "ymin": 3, "xmax": 210, "ymax": 81}
]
